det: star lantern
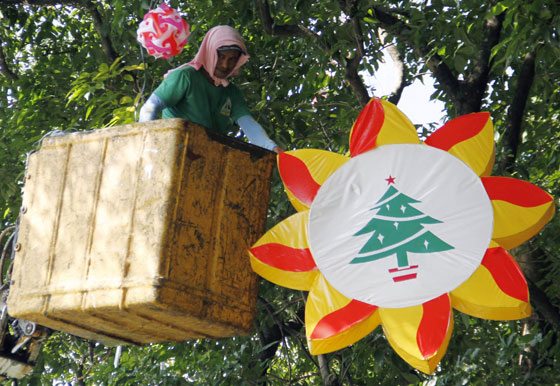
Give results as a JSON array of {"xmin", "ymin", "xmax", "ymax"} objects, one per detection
[
  {"xmin": 249, "ymin": 98, "xmax": 555, "ymax": 373},
  {"xmin": 137, "ymin": 4, "xmax": 190, "ymax": 59}
]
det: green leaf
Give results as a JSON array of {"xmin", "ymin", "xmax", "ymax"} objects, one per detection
[
  {"xmin": 122, "ymin": 64, "xmax": 146, "ymax": 71},
  {"xmin": 85, "ymin": 105, "xmax": 95, "ymax": 120},
  {"xmin": 491, "ymin": 3, "xmax": 509, "ymax": 15},
  {"xmin": 453, "ymin": 55, "xmax": 467, "ymax": 72},
  {"xmin": 120, "ymin": 96, "xmax": 133, "ymax": 104}
]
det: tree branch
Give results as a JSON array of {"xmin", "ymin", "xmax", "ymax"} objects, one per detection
[
  {"xmin": 372, "ymin": 7, "xmax": 507, "ymax": 115},
  {"xmin": 318, "ymin": 354, "xmax": 340, "ymax": 386},
  {"xmin": 516, "ymin": 244, "xmax": 560, "ymax": 330},
  {"xmin": 528, "ymin": 279, "xmax": 560, "ymax": 328},
  {"xmin": 467, "ymin": 14, "xmax": 504, "ymax": 96},
  {"xmin": 371, "ymin": 6, "xmax": 461, "ymax": 104},
  {"xmin": 74, "ymin": 360, "xmax": 86, "ymax": 386},
  {"xmin": 386, "ymin": 44, "xmax": 406, "ymax": 105},
  {"xmin": 377, "ymin": 29, "xmax": 407, "ymax": 105},
  {"xmin": 341, "ymin": 0, "xmax": 370, "ymax": 106},
  {"xmin": 256, "ymin": 0, "xmax": 319, "ymax": 39},
  {"xmin": 5, "ymin": 0, "xmax": 118, "ymax": 63},
  {"xmin": 256, "ymin": 296, "xmax": 305, "ymax": 380},
  {"xmin": 0, "ymin": 34, "xmax": 18, "ymax": 81},
  {"xmin": 498, "ymin": 50, "xmax": 537, "ymax": 174},
  {"xmin": 456, "ymin": 13, "xmax": 505, "ymax": 114},
  {"xmin": 84, "ymin": 1, "xmax": 119, "ymax": 63},
  {"xmin": 257, "ymin": 0, "xmax": 371, "ymax": 105}
]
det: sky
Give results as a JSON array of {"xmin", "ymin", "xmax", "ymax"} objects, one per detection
[{"xmin": 363, "ymin": 49, "xmax": 446, "ymax": 127}]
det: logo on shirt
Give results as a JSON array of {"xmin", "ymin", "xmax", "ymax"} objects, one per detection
[{"xmin": 220, "ymin": 97, "xmax": 232, "ymax": 117}]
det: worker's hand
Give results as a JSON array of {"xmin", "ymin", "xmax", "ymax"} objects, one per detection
[{"xmin": 272, "ymin": 146, "xmax": 285, "ymax": 154}]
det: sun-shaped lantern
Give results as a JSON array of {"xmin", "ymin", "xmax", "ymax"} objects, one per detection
[
  {"xmin": 137, "ymin": 3, "xmax": 190, "ymax": 59},
  {"xmin": 249, "ymin": 98, "xmax": 555, "ymax": 373}
]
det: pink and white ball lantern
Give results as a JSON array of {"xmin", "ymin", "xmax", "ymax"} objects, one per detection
[{"xmin": 137, "ymin": 4, "xmax": 190, "ymax": 59}]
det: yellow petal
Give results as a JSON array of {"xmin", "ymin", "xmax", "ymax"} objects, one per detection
[
  {"xmin": 482, "ymin": 176, "xmax": 555, "ymax": 249},
  {"xmin": 379, "ymin": 295, "xmax": 453, "ymax": 374},
  {"xmin": 306, "ymin": 274, "xmax": 379, "ymax": 354},
  {"xmin": 425, "ymin": 112, "xmax": 495, "ymax": 176},
  {"xmin": 349, "ymin": 98, "xmax": 419, "ymax": 157},
  {"xmin": 451, "ymin": 245, "xmax": 530, "ymax": 320},
  {"xmin": 249, "ymin": 211, "xmax": 318, "ymax": 290},
  {"xmin": 377, "ymin": 100, "xmax": 421, "ymax": 146},
  {"xmin": 278, "ymin": 150, "xmax": 348, "ymax": 211}
]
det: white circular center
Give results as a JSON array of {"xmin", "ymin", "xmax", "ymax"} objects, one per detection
[{"xmin": 308, "ymin": 144, "xmax": 493, "ymax": 308}]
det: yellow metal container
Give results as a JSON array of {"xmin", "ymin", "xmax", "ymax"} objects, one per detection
[{"xmin": 7, "ymin": 119, "xmax": 275, "ymax": 345}]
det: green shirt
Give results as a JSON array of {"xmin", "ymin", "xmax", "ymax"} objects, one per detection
[{"xmin": 153, "ymin": 66, "xmax": 251, "ymax": 134}]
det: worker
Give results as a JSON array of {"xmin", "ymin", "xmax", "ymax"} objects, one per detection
[{"xmin": 139, "ymin": 25, "xmax": 283, "ymax": 154}]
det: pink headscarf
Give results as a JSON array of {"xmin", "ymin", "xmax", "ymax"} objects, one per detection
[{"xmin": 167, "ymin": 25, "xmax": 249, "ymax": 87}]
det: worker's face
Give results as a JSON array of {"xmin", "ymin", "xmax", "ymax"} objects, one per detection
[{"xmin": 214, "ymin": 50, "xmax": 242, "ymax": 79}]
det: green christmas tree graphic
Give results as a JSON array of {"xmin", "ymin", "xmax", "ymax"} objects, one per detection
[{"xmin": 351, "ymin": 179, "xmax": 454, "ymax": 267}]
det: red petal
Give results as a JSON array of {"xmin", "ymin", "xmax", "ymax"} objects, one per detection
[
  {"xmin": 310, "ymin": 300, "xmax": 378, "ymax": 339},
  {"xmin": 278, "ymin": 152, "xmax": 321, "ymax": 206},
  {"xmin": 482, "ymin": 176, "xmax": 553, "ymax": 207},
  {"xmin": 425, "ymin": 112, "xmax": 490, "ymax": 150},
  {"xmin": 249, "ymin": 243, "xmax": 316, "ymax": 272},
  {"xmin": 349, "ymin": 99, "xmax": 384, "ymax": 157},
  {"xmin": 481, "ymin": 247, "xmax": 528, "ymax": 302},
  {"xmin": 417, "ymin": 294, "xmax": 451, "ymax": 358}
]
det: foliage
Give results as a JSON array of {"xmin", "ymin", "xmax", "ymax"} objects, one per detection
[{"xmin": 0, "ymin": 0, "xmax": 558, "ymax": 384}]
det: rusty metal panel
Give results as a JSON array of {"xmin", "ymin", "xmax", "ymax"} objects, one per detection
[{"xmin": 7, "ymin": 119, "xmax": 275, "ymax": 344}]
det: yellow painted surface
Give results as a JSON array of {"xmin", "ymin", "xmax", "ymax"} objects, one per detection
[{"xmin": 7, "ymin": 119, "xmax": 275, "ymax": 345}]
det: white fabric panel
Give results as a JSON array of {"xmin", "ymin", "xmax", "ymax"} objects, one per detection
[{"xmin": 308, "ymin": 144, "xmax": 493, "ymax": 308}]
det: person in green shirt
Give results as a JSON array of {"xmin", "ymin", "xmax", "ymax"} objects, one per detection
[{"xmin": 139, "ymin": 25, "xmax": 282, "ymax": 153}]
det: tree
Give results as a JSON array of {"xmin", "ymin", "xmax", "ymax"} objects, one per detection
[
  {"xmin": 0, "ymin": 0, "xmax": 558, "ymax": 384},
  {"xmin": 351, "ymin": 183, "xmax": 453, "ymax": 269}
]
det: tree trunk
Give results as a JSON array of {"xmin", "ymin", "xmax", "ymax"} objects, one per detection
[{"xmin": 318, "ymin": 354, "xmax": 340, "ymax": 386}]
